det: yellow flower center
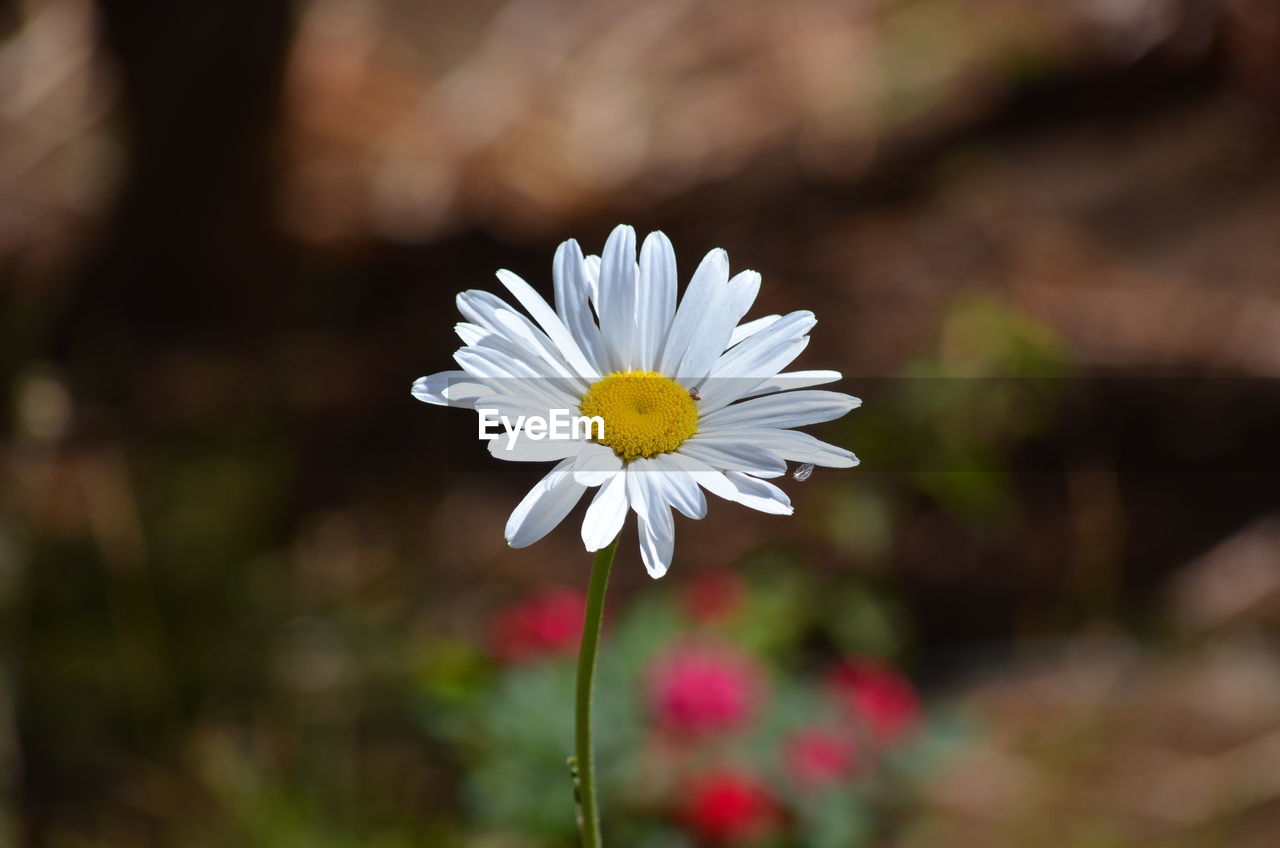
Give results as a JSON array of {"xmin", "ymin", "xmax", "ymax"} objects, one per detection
[{"xmin": 579, "ymin": 370, "xmax": 699, "ymax": 462}]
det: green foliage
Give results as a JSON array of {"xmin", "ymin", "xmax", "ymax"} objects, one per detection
[{"xmin": 853, "ymin": 296, "xmax": 1071, "ymax": 528}]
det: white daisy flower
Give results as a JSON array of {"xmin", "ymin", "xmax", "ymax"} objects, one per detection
[{"xmin": 412, "ymin": 224, "xmax": 860, "ymax": 578}]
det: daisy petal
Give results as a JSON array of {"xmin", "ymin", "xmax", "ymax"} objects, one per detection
[
  {"xmin": 679, "ymin": 269, "xmax": 761, "ymax": 387},
  {"xmin": 700, "ymin": 391, "xmax": 861, "ymax": 430},
  {"xmin": 628, "ymin": 466, "xmax": 675, "ymax": 578},
  {"xmin": 453, "ymin": 346, "xmax": 536, "ymax": 380},
  {"xmin": 651, "ymin": 454, "xmax": 707, "ymax": 518},
  {"xmin": 553, "ymin": 239, "xmax": 609, "ymax": 373},
  {"xmin": 698, "ymin": 339, "xmax": 811, "ymax": 411},
  {"xmin": 637, "ymin": 231, "xmax": 678, "ymax": 371},
  {"xmin": 462, "ymin": 334, "xmax": 584, "ymax": 409},
  {"xmin": 659, "ymin": 452, "xmax": 739, "ymax": 501},
  {"xmin": 725, "ymin": 472, "xmax": 793, "ymax": 515},
  {"xmin": 473, "ymin": 392, "xmax": 553, "ymax": 423},
  {"xmin": 583, "ymin": 254, "xmax": 602, "ymax": 308},
  {"xmin": 455, "ymin": 323, "xmax": 487, "ymax": 345},
  {"xmin": 737, "ymin": 370, "xmax": 843, "ymax": 399},
  {"xmin": 487, "ymin": 431, "xmax": 585, "ymax": 462},
  {"xmin": 457, "ymin": 290, "xmax": 581, "ymax": 383},
  {"xmin": 411, "ymin": 371, "xmax": 488, "ymax": 407},
  {"xmin": 728, "ymin": 314, "xmax": 781, "ymax": 347},
  {"xmin": 710, "ymin": 310, "xmax": 815, "ymax": 379},
  {"xmin": 637, "ymin": 512, "xmax": 674, "ymax": 578},
  {"xmin": 493, "ymin": 308, "xmax": 586, "ymax": 384},
  {"xmin": 581, "ymin": 471, "xmax": 628, "ymax": 551},
  {"xmin": 677, "ymin": 439, "xmax": 787, "ymax": 478},
  {"xmin": 598, "ymin": 225, "xmax": 638, "ymax": 371},
  {"xmin": 455, "ymin": 348, "xmax": 577, "ymax": 410},
  {"xmin": 573, "ymin": 442, "xmax": 623, "ymax": 486},
  {"xmin": 697, "ymin": 310, "xmax": 817, "ymax": 410},
  {"xmin": 505, "ymin": 458, "xmax": 587, "ymax": 548},
  {"xmin": 658, "ymin": 248, "xmax": 729, "ymax": 376},
  {"xmin": 711, "ymin": 428, "xmax": 858, "ymax": 468},
  {"xmin": 495, "ymin": 269, "xmax": 600, "ymax": 381}
]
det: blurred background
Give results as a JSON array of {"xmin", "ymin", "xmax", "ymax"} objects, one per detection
[{"xmin": 3, "ymin": 0, "xmax": 1280, "ymax": 845}]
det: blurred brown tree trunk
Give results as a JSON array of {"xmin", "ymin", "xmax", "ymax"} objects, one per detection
[{"xmin": 19, "ymin": 1, "xmax": 294, "ymax": 844}]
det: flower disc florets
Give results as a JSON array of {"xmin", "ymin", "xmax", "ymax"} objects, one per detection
[{"xmin": 579, "ymin": 370, "xmax": 698, "ymax": 462}]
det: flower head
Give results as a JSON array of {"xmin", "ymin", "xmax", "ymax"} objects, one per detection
[
  {"xmin": 648, "ymin": 643, "xmax": 762, "ymax": 737},
  {"xmin": 489, "ymin": 587, "xmax": 585, "ymax": 663},
  {"xmin": 679, "ymin": 770, "xmax": 780, "ymax": 845},
  {"xmin": 412, "ymin": 225, "xmax": 859, "ymax": 578},
  {"xmin": 828, "ymin": 656, "xmax": 921, "ymax": 742},
  {"xmin": 784, "ymin": 727, "xmax": 857, "ymax": 786}
]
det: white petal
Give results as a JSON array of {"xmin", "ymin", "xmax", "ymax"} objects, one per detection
[
  {"xmin": 728, "ymin": 314, "xmax": 780, "ymax": 347},
  {"xmin": 455, "ymin": 322, "xmax": 487, "ymax": 345},
  {"xmin": 636, "ymin": 231, "xmax": 678, "ymax": 371},
  {"xmin": 700, "ymin": 390, "xmax": 860, "ymax": 430},
  {"xmin": 659, "ymin": 452, "xmax": 739, "ymax": 501},
  {"xmin": 473, "ymin": 392, "xmax": 552, "ymax": 422},
  {"xmin": 678, "ymin": 269, "xmax": 760, "ymax": 387},
  {"xmin": 581, "ymin": 471, "xmax": 628, "ymax": 551},
  {"xmin": 495, "ymin": 268, "xmax": 599, "ymax": 380},
  {"xmin": 636, "ymin": 514, "xmax": 673, "ymax": 578},
  {"xmin": 697, "ymin": 331, "xmax": 812, "ymax": 410},
  {"xmin": 456, "ymin": 290, "xmax": 544, "ymax": 347},
  {"xmin": 583, "ymin": 254, "xmax": 602, "ymax": 308},
  {"xmin": 573, "ymin": 442, "xmax": 623, "ymax": 486},
  {"xmin": 707, "ymin": 428, "xmax": 858, "ymax": 468},
  {"xmin": 696, "ymin": 311, "xmax": 818, "ymax": 414},
  {"xmin": 598, "ymin": 225, "xmax": 638, "ymax": 371},
  {"xmin": 724, "ymin": 472, "xmax": 793, "ymax": 515},
  {"xmin": 737, "ymin": 370, "xmax": 843, "ymax": 399},
  {"xmin": 486, "ymin": 431, "xmax": 586, "ymax": 462},
  {"xmin": 677, "ymin": 439, "xmax": 787, "ymax": 478},
  {"xmin": 411, "ymin": 371, "xmax": 487, "ymax": 407},
  {"xmin": 457, "ymin": 290, "xmax": 582, "ymax": 384},
  {"xmin": 627, "ymin": 467, "xmax": 675, "ymax": 578},
  {"xmin": 461, "ymin": 335, "xmax": 583, "ymax": 409},
  {"xmin": 455, "ymin": 348, "xmax": 578, "ymax": 411},
  {"xmin": 650, "ymin": 453, "xmax": 707, "ymax": 519},
  {"xmin": 454, "ymin": 346, "xmax": 534, "ymax": 380},
  {"xmin": 710, "ymin": 310, "xmax": 816, "ymax": 380},
  {"xmin": 493, "ymin": 308, "xmax": 586, "ymax": 384},
  {"xmin": 625, "ymin": 461, "xmax": 660, "ymax": 522},
  {"xmin": 658, "ymin": 248, "xmax": 729, "ymax": 376},
  {"xmin": 505, "ymin": 458, "xmax": 588, "ymax": 548},
  {"xmin": 553, "ymin": 239, "xmax": 609, "ymax": 373}
]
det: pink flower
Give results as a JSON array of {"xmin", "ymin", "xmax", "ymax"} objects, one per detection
[
  {"xmin": 489, "ymin": 588, "xmax": 585, "ymax": 663},
  {"xmin": 828, "ymin": 656, "xmax": 921, "ymax": 742},
  {"xmin": 679, "ymin": 770, "xmax": 779, "ymax": 845},
  {"xmin": 682, "ymin": 570, "xmax": 747, "ymax": 623},
  {"xmin": 648, "ymin": 644, "xmax": 763, "ymax": 737},
  {"xmin": 784, "ymin": 728, "xmax": 856, "ymax": 786}
]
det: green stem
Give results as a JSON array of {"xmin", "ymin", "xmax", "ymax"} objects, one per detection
[{"xmin": 574, "ymin": 536, "xmax": 619, "ymax": 848}]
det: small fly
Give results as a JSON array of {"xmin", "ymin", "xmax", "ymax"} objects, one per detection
[
  {"xmin": 792, "ymin": 463, "xmax": 815, "ymax": 482},
  {"xmin": 688, "ymin": 387, "xmax": 701, "ymax": 402}
]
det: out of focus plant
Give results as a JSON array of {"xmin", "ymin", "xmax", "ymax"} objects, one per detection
[
  {"xmin": 419, "ymin": 571, "xmax": 958, "ymax": 847},
  {"xmin": 852, "ymin": 296, "xmax": 1072, "ymax": 526}
]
